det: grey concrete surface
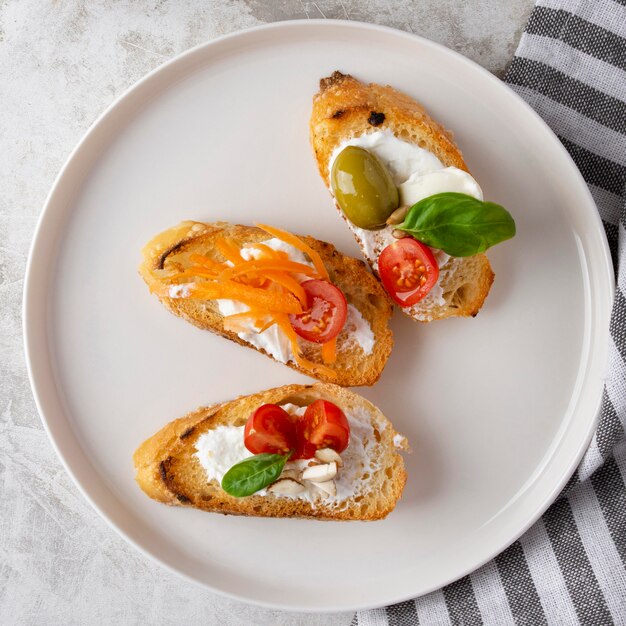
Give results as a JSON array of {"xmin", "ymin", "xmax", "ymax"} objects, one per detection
[{"xmin": 0, "ymin": 1, "xmax": 533, "ymax": 624}]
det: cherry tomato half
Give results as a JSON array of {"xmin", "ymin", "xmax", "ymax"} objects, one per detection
[
  {"xmin": 292, "ymin": 400, "xmax": 350, "ymax": 459},
  {"xmin": 288, "ymin": 279, "xmax": 348, "ymax": 344},
  {"xmin": 243, "ymin": 404, "xmax": 297, "ymax": 455},
  {"xmin": 378, "ymin": 238, "xmax": 439, "ymax": 307}
]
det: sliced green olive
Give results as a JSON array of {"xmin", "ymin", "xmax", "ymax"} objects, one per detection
[{"xmin": 330, "ymin": 146, "xmax": 399, "ymax": 230}]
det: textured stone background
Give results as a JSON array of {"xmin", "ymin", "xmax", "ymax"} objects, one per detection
[{"xmin": 0, "ymin": 1, "xmax": 533, "ymax": 624}]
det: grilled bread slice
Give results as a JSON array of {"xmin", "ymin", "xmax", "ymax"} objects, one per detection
[
  {"xmin": 133, "ymin": 383, "xmax": 408, "ymax": 520},
  {"xmin": 139, "ymin": 221, "xmax": 393, "ymax": 386},
  {"xmin": 310, "ymin": 71, "xmax": 495, "ymax": 322}
]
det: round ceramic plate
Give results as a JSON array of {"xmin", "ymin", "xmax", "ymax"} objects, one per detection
[{"xmin": 24, "ymin": 20, "xmax": 613, "ymax": 612}]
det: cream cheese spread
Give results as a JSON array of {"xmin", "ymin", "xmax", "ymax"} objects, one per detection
[
  {"xmin": 193, "ymin": 402, "xmax": 382, "ymax": 508},
  {"xmin": 328, "ymin": 131, "xmax": 483, "ymax": 320},
  {"xmin": 399, "ymin": 166, "xmax": 483, "ymax": 206}
]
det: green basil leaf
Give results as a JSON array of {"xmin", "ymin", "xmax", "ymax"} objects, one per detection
[
  {"xmin": 221, "ymin": 453, "xmax": 288, "ymax": 497},
  {"xmin": 397, "ymin": 192, "xmax": 516, "ymax": 257}
]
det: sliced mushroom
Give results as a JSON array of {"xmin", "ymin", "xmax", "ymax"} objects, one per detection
[
  {"xmin": 314, "ymin": 448, "xmax": 343, "ymax": 467},
  {"xmin": 302, "ymin": 462, "xmax": 337, "ymax": 483},
  {"xmin": 312, "ymin": 480, "xmax": 337, "ymax": 497},
  {"xmin": 268, "ymin": 478, "xmax": 305, "ymax": 495}
]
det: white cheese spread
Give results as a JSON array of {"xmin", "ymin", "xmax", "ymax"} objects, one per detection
[
  {"xmin": 328, "ymin": 131, "xmax": 483, "ymax": 320},
  {"xmin": 193, "ymin": 402, "xmax": 382, "ymax": 508},
  {"xmin": 399, "ymin": 166, "xmax": 483, "ymax": 206},
  {"xmin": 216, "ymin": 296, "xmax": 293, "ymax": 362}
]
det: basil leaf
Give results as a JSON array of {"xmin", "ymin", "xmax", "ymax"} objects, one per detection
[
  {"xmin": 221, "ymin": 453, "xmax": 288, "ymax": 497},
  {"xmin": 397, "ymin": 192, "xmax": 516, "ymax": 257}
]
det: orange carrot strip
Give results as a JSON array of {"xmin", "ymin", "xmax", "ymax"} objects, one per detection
[
  {"xmin": 218, "ymin": 259, "xmax": 318, "ymax": 281},
  {"xmin": 222, "ymin": 311, "xmax": 258, "ymax": 323},
  {"xmin": 240, "ymin": 244, "xmax": 290, "ymax": 263},
  {"xmin": 187, "ymin": 282, "xmax": 303, "ymax": 314},
  {"xmin": 321, "ymin": 338, "xmax": 337, "ymax": 364},
  {"xmin": 223, "ymin": 309, "xmax": 272, "ymax": 333},
  {"xmin": 226, "ymin": 308, "xmax": 265, "ymax": 323},
  {"xmin": 274, "ymin": 314, "xmax": 337, "ymax": 379},
  {"xmin": 215, "ymin": 237, "xmax": 244, "ymax": 265},
  {"xmin": 274, "ymin": 313, "xmax": 301, "ymax": 353},
  {"xmin": 189, "ymin": 253, "xmax": 222, "ymax": 270},
  {"xmin": 256, "ymin": 224, "xmax": 330, "ymax": 281},
  {"xmin": 255, "ymin": 317, "xmax": 276, "ymax": 333},
  {"xmin": 188, "ymin": 267, "xmax": 220, "ymax": 278},
  {"xmin": 263, "ymin": 271, "xmax": 307, "ymax": 305},
  {"xmin": 245, "ymin": 243, "xmax": 280, "ymax": 259}
]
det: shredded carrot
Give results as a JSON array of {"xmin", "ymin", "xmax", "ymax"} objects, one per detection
[
  {"xmin": 273, "ymin": 313, "xmax": 302, "ymax": 352},
  {"xmin": 321, "ymin": 338, "xmax": 337, "ymax": 364},
  {"xmin": 222, "ymin": 310, "xmax": 263, "ymax": 324},
  {"xmin": 186, "ymin": 282, "xmax": 303, "ymax": 314},
  {"xmin": 240, "ymin": 243, "xmax": 290, "ymax": 264},
  {"xmin": 256, "ymin": 224, "xmax": 330, "ymax": 281},
  {"xmin": 245, "ymin": 243, "xmax": 280, "ymax": 259},
  {"xmin": 232, "ymin": 273, "xmax": 269, "ymax": 289},
  {"xmin": 189, "ymin": 254, "xmax": 222, "ymax": 270},
  {"xmin": 274, "ymin": 313, "xmax": 337, "ymax": 379},
  {"xmin": 263, "ymin": 271, "xmax": 307, "ymax": 305},
  {"xmin": 218, "ymin": 259, "xmax": 319, "ymax": 281},
  {"xmin": 223, "ymin": 309, "xmax": 270, "ymax": 330},
  {"xmin": 255, "ymin": 317, "xmax": 276, "ymax": 333},
  {"xmin": 215, "ymin": 237, "xmax": 244, "ymax": 265},
  {"xmin": 158, "ymin": 225, "xmax": 340, "ymax": 379}
]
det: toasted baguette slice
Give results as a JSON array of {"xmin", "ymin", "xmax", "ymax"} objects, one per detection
[
  {"xmin": 134, "ymin": 383, "xmax": 408, "ymax": 520},
  {"xmin": 139, "ymin": 221, "xmax": 393, "ymax": 386},
  {"xmin": 310, "ymin": 71, "xmax": 495, "ymax": 322}
]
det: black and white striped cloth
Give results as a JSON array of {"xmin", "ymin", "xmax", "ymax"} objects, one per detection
[{"xmin": 356, "ymin": 1, "xmax": 626, "ymax": 623}]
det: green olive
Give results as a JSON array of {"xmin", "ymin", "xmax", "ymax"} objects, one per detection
[{"xmin": 330, "ymin": 146, "xmax": 399, "ymax": 230}]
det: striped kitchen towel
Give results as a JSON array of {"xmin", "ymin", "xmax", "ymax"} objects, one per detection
[{"xmin": 355, "ymin": 1, "xmax": 626, "ymax": 624}]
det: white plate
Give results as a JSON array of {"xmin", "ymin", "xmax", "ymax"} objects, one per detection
[{"xmin": 24, "ymin": 20, "xmax": 614, "ymax": 612}]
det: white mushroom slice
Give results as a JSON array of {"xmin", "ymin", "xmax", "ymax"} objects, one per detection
[
  {"xmin": 268, "ymin": 478, "xmax": 305, "ymax": 495},
  {"xmin": 314, "ymin": 448, "xmax": 343, "ymax": 466},
  {"xmin": 312, "ymin": 480, "xmax": 337, "ymax": 497},
  {"xmin": 301, "ymin": 462, "xmax": 337, "ymax": 483}
]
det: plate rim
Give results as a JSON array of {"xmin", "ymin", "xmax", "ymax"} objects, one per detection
[{"xmin": 22, "ymin": 18, "xmax": 615, "ymax": 612}]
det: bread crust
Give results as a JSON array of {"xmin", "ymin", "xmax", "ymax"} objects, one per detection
[
  {"xmin": 133, "ymin": 383, "xmax": 408, "ymax": 521},
  {"xmin": 139, "ymin": 221, "xmax": 394, "ymax": 386},
  {"xmin": 310, "ymin": 71, "xmax": 495, "ymax": 322}
]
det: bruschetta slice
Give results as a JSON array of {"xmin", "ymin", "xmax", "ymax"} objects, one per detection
[
  {"xmin": 310, "ymin": 71, "xmax": 497, "ymax": 322},
  {"xmin": 134, "ymin": 383, "xmax": 408, "ymax": 520},
  {"xmin": 139, "ymin": 221, "xmax": 393, "ymax": 386}
]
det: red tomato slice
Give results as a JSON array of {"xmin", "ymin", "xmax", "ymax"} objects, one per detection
[
  {"xmin": 244, "ymin": 404, "xmax": 297, "ymax": 455},
  {"xmin": 288, "ymin": 279, "xmax": 347, "ymax": 343},
  {"xmin": 292, "ymin": 400, "xmax": 350, "ymax": 459},
  {"xmin": 378, "ymin": 238, "xmax": 439, "ymax": 306}
]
